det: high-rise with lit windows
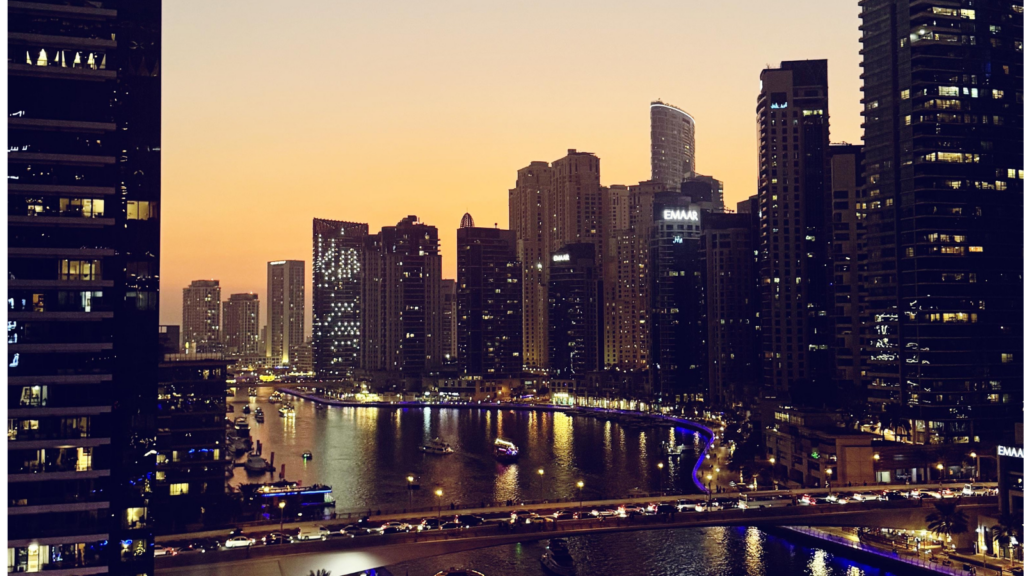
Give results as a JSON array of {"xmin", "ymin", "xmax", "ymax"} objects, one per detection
[
  {"xmin": 509, "ymin": 161, "xmax": 553, "ymax": 371},
  {"xmin": 267, "ymin": 260, "xmax": 305, "ymax": 365},
  {"xmin": 8, "ymin": 1, "xmax": 161, "ymax": 573},
  {"xmin": 222, "ymin": 293, "xmax": 260, "ymax": 357},
  {"xmin": 651, "ymin": 101, "xmax": 696, "ymax": 188},
  {"xmin": 757, "ymin": 59, "xmax": 833, "ymax": 400},
  {"xmin": 859, "ymin": 0, "xmax": 1022, "ymax": 443},
  {"xmin": 182, "ymin": 280, "xmax": 221, "ymax": 354},
  {"xmin": 312, "ymin": 219, "xmax": 368, "ymax": 379}
]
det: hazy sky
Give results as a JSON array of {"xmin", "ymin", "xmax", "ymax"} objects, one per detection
[{"xmin": 161, "ymin": 0, "xmax": 863, "ymax": 331}]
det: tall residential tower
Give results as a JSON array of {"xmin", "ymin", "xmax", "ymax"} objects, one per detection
[
  {"xmin": 267, "ymin": 260, "xmax": 305, "ymax": 365},
  {"xmin": 182, "ymin": 280, "xmax": 221, "ymax": 353},
  {"xmin": 312, "ymin": 219, "xmax": 368, "ymax": 378},
  {"xmin": 651, "ymin": 101, "xmax": 696, "ymax": 188}
]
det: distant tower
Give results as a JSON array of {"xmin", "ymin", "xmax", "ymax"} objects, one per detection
[
  {"xmin": 182, "ymin": 280, "xmax": 221, "ymax": 354},
  {"xmin": 312, "ymin": 219, "xmax": 368, "ymax": 379},
  {"xmin": 222, "ymin": 293, "xmax": 260, "ymax": 357},
  {"xmin": 651, "ymin": 101, "xmax": 696, "ymax": 188},
  {"xmin": 460, "ymin": 212, "xmax": 475, "ymax": 228},
  {"xmin": 509, "ymin": 161, "xmax": 554, "ymax": 371},
  {"xmin": 267, "ymin": 260, "xmax": 305, "ymax": 364}
]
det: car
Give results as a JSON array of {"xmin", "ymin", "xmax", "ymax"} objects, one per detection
[
  {"xmin": 620, "ymin": 504, "xmax": 647, "ymax": 516},
  {"xmin": 589, "ymin": 507, "xmax": 617, "ymax": 518},
  {"xmin": 153, "ymin": 545, "xmax": 176, "ymax": 557},
  {"xmin": 961, "ymin": 484, "xmax": 975, "ymax": 497},
  {"xmin": 223, "ymin": 536, "xmax": 255, "ymax": 549},
  {"xmin": 852, "ymin": 493, "xmax": 878, "ymax": 501},
  {"xmin": 262, "ymin": 532, "xmax": 290, "ymax": 545},
  {"xmin": 457, "ymin": 514, "xmax": 484, "ymax": 527},
  {"xmin": 341, "ymin": 525, "xmax": 372, "ymax": 537},
  {"xmin": 419, "ymin": 518, "xmax": 441, "ymax": 531},
  {"xmin": 656, "ymin": 504, "xmax": 676, "ymax": 515},
  {"xmin": 179, "ymin": 540, "xmax": 209, "ymax": 554},
  {"xmin": 440, "ymin": 521, "xmax": 462, "ymax": 530},
  {"xmin": 295, "ymin": 527, "xmax": 328, "ymax": 541},
  {"xmin": 799, "ymin": 494, "xmax": 816, "ymax": 505},
  {"xmin": 550, "ymin": 510, "xmax": 573, "ymax": 519},
  {"xmin": 227, "ymin": 526, "xmax": 245, "ymax": 537},
  {"xmin": 518, "ymin": 512, "xmax": 549, "ymax": 524}
]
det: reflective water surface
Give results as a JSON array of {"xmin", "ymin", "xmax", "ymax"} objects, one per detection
[
  {"xmin": 388, "ymin": 528, "xmax": 903, "ymax": 576},
  {"xmin": 233, "ymin": 392, "xmax": 701, "ymax": 513}
]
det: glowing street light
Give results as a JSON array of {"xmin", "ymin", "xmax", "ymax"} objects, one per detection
[
  {"xmin": 657, "ymin": 462, "xmax": 664, "ymax": 494},
  {"xmin": 705, "ymin": 473, "xmax": 713, "ymax": 506},
  {"xmin": 970, "ymin": 451, "xmax": 979, "ymax": 481},
  {"xmin": 537, "ymin": 468, "xmax": 545, "ymax": 501},
  {"xmin": 406, "ymin": 475, "xmax": 415, "ymax": 508},
  {"xmin": 278, "ymin": 501, "xmax": 286, "ymax": 531},
  {"xmin": 576, "ymin": 480, "xmax": 585, "ymax": 515},
  {"xmin": 435, "ymin": 488, "xmax": 443, "ymax": 525},
  {"xmin": 937, "ymin": 463, "xmax": 945, "ymax": 484},
  {"xmin": 826, "ymin": 468, "xmax": 833, "ymax": 495}
]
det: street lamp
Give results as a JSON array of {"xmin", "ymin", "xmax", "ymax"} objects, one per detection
[
  {"xmin": 705, "ymin": 473, "xmax": 713, "ymax": 507},
  {"xmin": 657, "ymin": 462, "xmax": 664, "ymax": 494},
  {"xmin": 970, "ymin": 451, "xmax": 979, "ymax": 482},
  {"xmin": 278, "ymin": 501, "xmax": 286, "ymax": 531},
  {"xmin": 537, "ymin": 468, "xmax": 545, "ymax": 501},
  {"xmin": 407, "ymin": 475, "xmax": 415, "ymax": 509},
  {"xmin": 434, "ymin": 488, "xmax": 443, "ymax": 525},
  {"xmin": 826, "ymin": 468, "xmax": 833, "ymax": 496},
  {"xmin": 576, "ymin": 480, "xmax": 584, "ymax": 516},
  {"xmin": 937, "ymin": 463, "xmax": 944, "ymax": 485}
]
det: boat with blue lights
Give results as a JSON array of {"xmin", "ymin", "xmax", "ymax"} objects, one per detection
[{"xmin": 494, "ymin": 438, "xmax": 519, "ymax": 462}]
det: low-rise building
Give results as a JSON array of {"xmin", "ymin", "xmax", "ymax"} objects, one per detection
[{"xmin": 764, "ymin": 407, "xmax": 875, "ymax": 488}]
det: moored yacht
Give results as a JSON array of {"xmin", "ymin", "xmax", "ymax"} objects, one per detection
[
  {"xmin": 494, "ymin": 438, "xmax": 519, "ymax": 462},
  {"xmin": 420, "ymin": 438, "xmax": 454, "ymax": 455},
  {"xmin": 243, "ymin": 454, "xmax": 270, "ymax": 474}
]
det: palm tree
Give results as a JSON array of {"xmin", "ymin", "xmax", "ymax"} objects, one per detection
[
  {"xmin": 307, "ymin": 571, "xmax": 331, "ymax": 576},
  {"xmin": 926, "ymin": 498, "xmax": 968, "ymax": 551},
  {"xmin": 990, "ymin": 514, "xmax": 1023, "ymax": 565}
]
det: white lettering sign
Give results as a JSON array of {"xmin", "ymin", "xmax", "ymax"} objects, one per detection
[
  {"xmin": 663, "ymin": 209, "xmax": 699, "ymax": 222},
  {"xmin": 998, "ymin": 445, "xmax": 1024, "ymax": 458},
  {"xmin": 552, "ymin": 254, "xmax": 570, "ymax": 262}
]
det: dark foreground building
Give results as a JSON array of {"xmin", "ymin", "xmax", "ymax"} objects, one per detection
[
  {"xmin": 8, "ymin": 1, "xmax": 162, "ymax": 573},
  {"xmin": 548, "ymin": 243, "xmax": 603, "ymax": 378}
]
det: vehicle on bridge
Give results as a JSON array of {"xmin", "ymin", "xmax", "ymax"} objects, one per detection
[
  {"xmin": 295, "ymin": 526, "xmax": 330, "ymax": 541},
  {"xmin": 739, "ymin": 494, "xmax": 789, "ymax": 509},
  {"xmin": 223, "ymin": 536, "xmax": 255, "ymax": 549}
]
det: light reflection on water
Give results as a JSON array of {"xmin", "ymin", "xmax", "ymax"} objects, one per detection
[
  {"xmin": 232, "ymin": 392, "xmax": 702, "ymax": 513},
  {"xmin": 387, "ymin": 527, "xmax": 906, "ymax": 576}
]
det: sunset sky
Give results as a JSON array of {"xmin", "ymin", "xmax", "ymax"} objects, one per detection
[{"xmin": 161, "ymin": 0, "xmax": 863, "ymax": 332}]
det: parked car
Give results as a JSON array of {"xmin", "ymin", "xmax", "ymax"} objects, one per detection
[
  {"xmin": 262, "ymin": 532, "xmax": 290, "ymax": 545},
  {"xmin": 457, "ymin": 514, "xmax": 484, "ymax": 527},
  {"xmin": 419, "ymin": 518, "xmax": 441, "ymax": 531},
  {"xmin": 153, "ymin": 545, "xmax": 176, "ymax": 557},
  {"xmin": 223, "ymin": 536, "xmax": 255, "ymax": 549},
  {"xmin": 295, "ymin": 526, "xmax": 330, "ymax": 541},
  {"xmin": 440, "ymin": 521, "xmax": 462, "ymax": 530}
]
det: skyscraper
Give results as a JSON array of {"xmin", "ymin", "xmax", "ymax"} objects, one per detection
[
  {"xmin": 509, "ymin": 161, "xmax": 553, "ymax": 371},
  {"xmin": 551, "ymin": 150, "xmax": 605, "ymax": 263},
  {"xmin": 651, "ymin": 101, "xmax": 696, "ymax": 188},
  {"xmin": 680, "ymin": 173, "xmax": 725, "ymax": 212},
  {"xmin": 361, "ymin": 216, "xmax": 443, "ymax": 374},
  {"xmin": 267, "ymin": 260, "xmax": 305, "ymax": 365},
  {"xmin": 222, "ymin": 293, "xmax": 260, "ymax": 357},
  {"xmin": 456, "ymin": 214, "xmax": 522, "ymax": 375},
  {"xmin": 757, "ymin": 59, "xmax": 832, "ymax": 401},
  {"xmin": 441, "ymin": 279, "xmax": 458, "ymax": 365},
  {"xmin": 7, "ymin": 1, "xmax": 161, "ymax": 573},
  {"xmin": 859, "ymin": 1, "xmax": 1022, "ymax": 443},
  {"xmin": 182, "ymin": 280, "xmax": 222, "ymax": 354},
  {"xmin": 548, "ymin": 243, "xmax": 604, "ymax": 378},
  {"xmin": 312, "ymin": 219, "xmax": 369, "ymax": 379}
]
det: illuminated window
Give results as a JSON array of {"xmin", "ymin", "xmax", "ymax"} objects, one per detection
[
  {"xmin": 127, "ymin": 201, "xmax": 158, "ymax": 220},
  {"xmin": 169, "ymin": 483, "xmax": 189, "ymax": 496},
  {"xmin": 969, "ymin": 246, "xmax": 983, "ymax": 253},
  {"xmin": 59, "ymin": 198, "xmax": 105, "ymax": 218},
  {"xmin": 900, "ymin": 89, "xmax": 910, "ymax": 100},
  {"xmin": 992, "ymin": 89, "xmax": 1004, "ymax": 100},
  {"xmin": 59, "ymin": 260, "xmax": 101, "ymax": 281}
]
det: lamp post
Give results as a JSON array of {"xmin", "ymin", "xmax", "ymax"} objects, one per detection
[
  {"xmin": 826, "ymin": 468, "xmax": 833, "ymax": 496},
  {"xmin": 768, "ymin": 458, "xmax": 776, "ymax": 490},
  {"xmin": 714, "ymin": 466, "xmax": 720, "ymax": 493},
  {"xmin": 969, "ymin": 451, "xmax": 979, "ymax": 482},
  {"xmin": 937, "ymin": 463, "xmax": 944, "ymax": 485},
  {"xmin": 657, "ymin": 462, "xmax": 664, "ymax": 494},
  {"xmin": 705, "ymin": 473, "xmax": 713, "ymax": 507},
  {"xmin": 407, "ymin": 475, "xmax": 415, "ymax": 509},
  {"xmin": 278, "ymin": 501, "xmax": 286, "ymax": 532},
  {"xmin": 537, "ymin": 468, "xmax": 545, "ymax": 501},
  {"xmin": 434, "ymin": 488, "xmax": 443, "ymax": 526},
  {"xmin": 576, "ymin": 481, "xmax": 584, "ymax": 516}
]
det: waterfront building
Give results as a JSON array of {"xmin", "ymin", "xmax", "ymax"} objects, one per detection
[
  {"xmin": 292, "ymin": 339, "xmax": 313, "ymax": 374},
  {"xmin": 182, "ymin": 280, "xmax": 221, "ymax": 354},
  {"xmin": 312, "ymin": 219, "xmax": 369, "ymax": 379},
  {"xmin": 702, "ymin": 207, "xmax": 760, "ymax": 407},
  {"xmin": 153, "ymin": 354, "xmax": 229, "ymax": 533},
  {"xmin": 827, "ymin": 145, "xmax": 866, "ymax": 403},
  {"xmin": 7, "ymin": 1, "xmax": 162, "ymax": 573},
  {"xmin": 651, "ymin": 100, "xmax": 696, "ymax": 188},
  {"xmin": 757, "ymin": 59, "xmax": 833, "ymax": 401},
  {"xmin": 361, "ymin": 216, "xmax": 443, "ymax": 374},
  {"xmin": 509, "ymin": 161, "xmax": 554, "ymax": 371},
  {"xmin": 649, "ymin": 192, "xmax": 716, "ymax": 403},
  {"xmin": 441, "ymin": 279, "xmax": 458, "ymax": 365},
  {"xmin": 266, "ymin": 260, "xmax": 305, "ymax": 365},
  {"xmin": 548, "ymin": 243, "xmax": 603, "ymax": 378},
  {"xmin": 222, "ymin": 293, "xmax": 260, "ymax": 358},
  {"xmin": 456, "ymin": 214, "xmax": 522, "ymax": 375},
  {"xmin": 859, "ymin": 0, "xmax": 1022, "ymax": 443}
]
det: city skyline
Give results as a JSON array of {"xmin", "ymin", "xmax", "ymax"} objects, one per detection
[{"xmin": 160, "ymin": 0, "xmax": 863, "ymax": 329}]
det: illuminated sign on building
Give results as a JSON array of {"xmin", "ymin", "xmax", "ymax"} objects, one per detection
[
  {"xmin": 662, "ymin": 209, "xmax": 699, "ymax": 222},
  {"xmin": 998, "ymin": 445, "xmax": 1024, "ymax": 458},
  {"xmin": 552, "ymin": 254, "xmax": 570, "ymax": 262}
]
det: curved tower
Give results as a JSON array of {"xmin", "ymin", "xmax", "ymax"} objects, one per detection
[{"xmin": 650, "ymin": 101, "xmax": 696, "ymax": 188}]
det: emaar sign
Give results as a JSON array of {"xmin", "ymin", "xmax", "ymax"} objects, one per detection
[
  {"xmin": 552, "ymin": 254, "xmax": 570, "ymax": 262},
  {"xmin": 662, "ymin": 208, "xmax": 699, "ymax": 222},
  {"xmin": 998, "ymin": 445, "xmax": 1023, "ymax": 458}
]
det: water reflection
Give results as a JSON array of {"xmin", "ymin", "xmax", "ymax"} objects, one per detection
[{"xmin": 232, "ymin": 391, "xmax": 700, "ymax": 513}]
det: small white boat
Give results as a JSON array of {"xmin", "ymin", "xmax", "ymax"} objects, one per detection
[
  {"xmin": 278, "ymin": 403, "xmax": 295, "ymax": 417},
  {"xmin": 244, "ymin": 454, "xmax": 270, "ymax": 474},
  {"xmin": 268, "ymin": 392, "xmax": 282, "ymax": 404},
  {"xmin": 420, "ymin": 438, "xmax": 454, "ymax": 455}
]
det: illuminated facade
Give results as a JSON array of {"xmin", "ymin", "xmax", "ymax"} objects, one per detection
[
  {"xmin": 361, "ymin": 216, "xmax": 443, "ymax": 374},
  {"xmin": 757, "ymin": 59, "xmax": 832, "ymax": 400},
  {"xmin": 456, "ymin": 217, "xmax": 522, "ymax": 374},
  {"xmin": 859, "ymin": 0, "xmax": 1022, "ymax": 443},
  {"xmin": 312, "ymin": 219, "xmax": 368, "ymax": 379},
  {"xmin": 267, "ymin": 260, "xmax": 305, "ymax": 365},
  {"xmin": 7, "ymin": 1, "xmax": 162, "ymax": 573},
  {"xmin": 651, "ymin": 101, "xmax": 696, "ymax": 188},
  {"xmin": 182, "ymin": 279, "xmax": 221, "ymax": 354},
  {"xmin": 509, "ymin": 161, "xmax": 553, "ymax": 371},
  {"xmin": 222, "ymin": 293, "xmax": 260, "ymax": 357}
]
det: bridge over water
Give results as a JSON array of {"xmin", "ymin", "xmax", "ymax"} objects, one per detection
[{"xmin": 156, "ymin": 496, "xmax": 998, "ymax": 576}]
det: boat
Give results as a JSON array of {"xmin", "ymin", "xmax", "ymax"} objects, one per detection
[
  {"xmin": 229, "ymin": 437, "xmax": 251, "ymax": 455},
  {"xmin": 247, "ymin": 480, "xmax": 335, "ymax": 510},
  {"xmin": 278, "ymin": 403, "xmax": 295, "ymax": 417},
  {"xmin": 242, "ymin": 405, "xmax": 251, "ymax": 415},
  {"xmin": 234, "ymin": 417, "xmax": 250, "ymax": 438},
  {"xmin": 248, "ymin": 387, "xmax": 257, "ymax": 398},
  {"xmin": 254, "ymin": 408, "xmax": 265, "ymax": 423},
  {"xmin": 268, "ymin": 392, "xmax": 282, "ymax": 404},
  {"xmin": 540, "ymin": 539, "xmax": 576, "ymax": 576},
  {"xmin": 315, "ymin": 403, "xmax": 328, "ymax": 411},
  {"xmin": 494, "ymin": 438, "xmax": 519, "ymax": 462},
  {"xmin": 420, "ymin": 438, "xmax": 454, "ymax": 455},
  {"xmin": 302, "ymin": 451, "xmax": 313, "ymax": 460},
  {"xmin": 432, "ymin": 570, "xmax": 486, "ymax": 576},
  {"xmin": 244, "ymin": 454, "xmax": 270, "ymax": 474}
]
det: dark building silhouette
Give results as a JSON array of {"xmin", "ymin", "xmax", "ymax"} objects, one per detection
[
  {"xmin": 159, "ymin": 325, "xmax": 181, "ymax": 356},
  {"xmin": 548, "ymin": 243, "xmax": 603, "ymax": 378},
  {"xmin": 859, "ymin": 1, "xmax": 1022, "ymax": 443},
  {"xmin": 441, "ymin": 279, "xmax": 458, "ymax": 365},
  {"xmin": 757, "ymin": 59, "xmax": 833, "ymax": 402},
  {"xmin": 456, "ymin": 215, "xmax": 522, "ymax": 375},
  {"xmin": 361, "ymin": 216, "xmax": 443, "ymax": 374},
  {"xmin": 7, "ymin": 1, "xmax": 162, "ymax": 572},
  {"xmin": 312, "ymin": 219, "xmax": 369, "ymax": 379}
]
